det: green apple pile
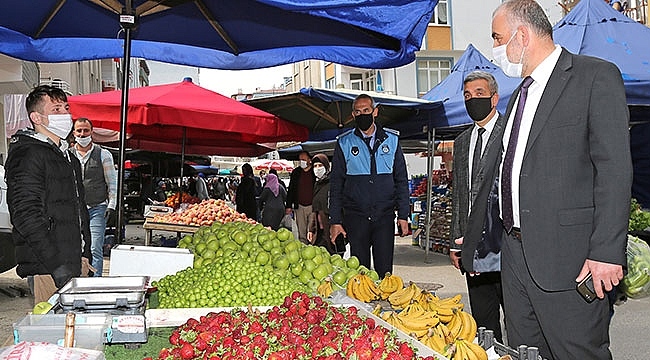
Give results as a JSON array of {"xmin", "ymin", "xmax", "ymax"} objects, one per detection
[
  {"xmin": 152, "ymin": 253, "xmax": 308, "ymax": 308},
  {"xmin": 176, "ymin": 220, "xmax": 372, "ymax": 295}
]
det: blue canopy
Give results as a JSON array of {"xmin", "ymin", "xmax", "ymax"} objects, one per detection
[
  {"xmin": 245, "ymin": 87, "xmax": 447, "ymax": 141},
  {"xmin": 553, "ymin": 0, "xmax": 650, "ymax": 107},
  {"xmin": 0, "ymin": 0, "xmax": 437, "ymax": 70},
  {"xmin": 421, "ymin": 44, "xmax": 523, "ymax": 131}
]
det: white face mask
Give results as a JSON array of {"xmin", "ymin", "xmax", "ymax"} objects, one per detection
[
  {"xmin": 45, "ymin": 114, "xmax": 73, "ymax": 140},
  {"xmin": 314, "ymin": 166, "xmax": 326, "ymax": 179},
  {"xmin": 299, "ymin": 160, "xmax": 308, "ymax": 169},
  {"xmin": 75, "ymin": 136, "xmax": 92, "ymax": 147},
  {"xmin": 492, "ymin": 31, "xmax": 526, "ymax": 78}
]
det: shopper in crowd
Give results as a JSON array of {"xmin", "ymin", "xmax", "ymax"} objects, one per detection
[
  {"xmin": 307, "ymin": 154, "xmax": 335, "ymax": 254},
  {"xmin": 69, "ymin": 117, "xmax": 118, "ymax": 277},
  {"xmin": 236, "ymin": 163, "xmax": 258, "ymax": 220},
  {"xmin": 195, "ymin": 172, "xmax": 209, "ymax": 201},
  {"xmin": 286, "ymin": 151, "xmax": 315, "ymax": 243},
  {"xmin": 6, "ymin": 85, "xmax": 92, "ymax": 302},
  {"xmin": 449, "ymin": 71, "xmax": 505, "ymax": 342},
  {"xmin": 258, "ymin": 173, "xmax": 287, "ymax": 230},
  {"xmin": 154, "ymin": 180, "xmax": 168, "ymax": 203},
  {"xmin": 269, "ymin": 168, "xmax": 287, "ymax": 193},
  {"xmin": 329, "ymin": 93, "xmax": 410, "ymax": 276},
  {"xmin": 491, "ymin": 1, "xmax": 632, "ymax": 358},
  {"xmin": 214, "ymin": 177, "xmax": 228, "ymax": 200}
]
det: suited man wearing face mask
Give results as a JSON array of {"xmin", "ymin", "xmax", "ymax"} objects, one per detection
[
  {"xmin": 449, "ymin": 71, "xmax": 505, "ymax": 342},
  {"xmin": 69, "ymin": 118, "xmax": 118, "ymax": 277},
  {"xmin": 6, "ymin": 85, "xmax": 92, "ymax": 303},
  {"xmin": 329, "ymin": 94, "xmax": 410, "ymax": 277}
]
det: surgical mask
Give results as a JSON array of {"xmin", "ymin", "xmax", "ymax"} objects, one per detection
[
  {"xmin": 299, "ymin": 160, "xmax": 308, "ymax": 169},
  {"xmin": 314, "ymin": 166, "xmax": 326, "ymax": 179},
  {"xmin": 45, "ymin": 114, "xmax": 73, "ymax": 140},
  {"xmin": 354, "ymin": 113, "xmax": 374, "ymax": 132},
  {"xmin": 464, "ymin": 96, "xmax": 494, "ymax": 122},
  {"xmin": 492, "ymin": 31, "xmax": 526, "ymax": 78},
  {"xmin": 75, "ymin": 136, "xmax": 92, "ymax": 147}
]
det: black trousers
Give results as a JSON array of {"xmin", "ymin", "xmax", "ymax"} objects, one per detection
[
  {"xmin": 344, "ymin": 212, "xmax": 395, "ymax": 276},
  {"xmin": 466, "ymin": 271, "xmax": 504, "ymax": 343},
  {"xmin": 502, "ymin": 232, "xmax": 612, "ymax": 360}
]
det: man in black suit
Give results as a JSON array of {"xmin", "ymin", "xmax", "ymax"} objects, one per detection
[
  {"xmin": 491, "ymin": 1, "xmax": 632, "ymax": 359},
  {"xmin": 450, "ymin": 71, "xmax": 505, "ymax": 343}
]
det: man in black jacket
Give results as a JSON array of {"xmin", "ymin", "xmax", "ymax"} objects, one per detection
[{"xmin": 6, "ymin": 85, "xmax": 92, "ymax": 303}]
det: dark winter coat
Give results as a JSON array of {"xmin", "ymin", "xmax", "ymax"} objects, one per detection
[
  {"xmin": 236, "ymin": 176, "xmax": 258, "ymax": 220},
  {"xmin": 6, "ymin": 130, "xmax": 92, "ymax": 288}
]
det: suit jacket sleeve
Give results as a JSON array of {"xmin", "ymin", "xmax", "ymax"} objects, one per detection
[{"xmin": 450, "ymin": 133, "xmax": 467, "ymax": 248}]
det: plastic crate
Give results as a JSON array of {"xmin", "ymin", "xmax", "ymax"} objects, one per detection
[{"xmin": 13, "ymin": 314, "xmax": 110, "ymax": 350}]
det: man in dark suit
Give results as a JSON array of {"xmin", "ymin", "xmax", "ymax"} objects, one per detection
[
  {"xmin": 491, "ymin": 1, "xmax": 632, "ymax": 359},
  {"xmin": 450, "ymin": 71, "xmax": 506, "ymax": 343}
]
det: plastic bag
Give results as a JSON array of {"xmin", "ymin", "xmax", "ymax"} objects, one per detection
[
  {"xmin": 621, "ymin": 235, "xmax": 650, "ymax": 299},
  {"xmin": 0, "ymin": 342, "xmax": 105, "ymax": 360}
]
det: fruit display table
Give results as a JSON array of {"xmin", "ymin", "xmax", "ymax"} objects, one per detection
[{"xmin": 142, "ymin": 220, "xmax": 200, "ymax": 246}]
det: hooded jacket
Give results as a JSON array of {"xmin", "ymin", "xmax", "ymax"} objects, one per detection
[{"xmin": 6, "ymin": 129, "xmax": 91, "ymax": 287}]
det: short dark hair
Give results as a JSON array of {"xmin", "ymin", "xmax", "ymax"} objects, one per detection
[
  {"xmin": 75, "ymin": 117, "xmax": 94, "ymax": 129},
  {"xmin": 26, "ymin": 85, "xmax": 67, "ymax": 114},
  {"xmin": 299, "ymin": 151, "xmax": 311, "ymax": 159},
  {"xmin": 353, "ymin": 94, "xmax": 375, "ymax": 108}
]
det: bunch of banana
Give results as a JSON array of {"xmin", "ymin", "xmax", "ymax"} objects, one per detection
[
  {"xmin": 445, "ymin": 308, "xmax": 478, "ymax": 341},
  {"xmin": 412, "ymin": 289, "xmax": 438, "ymax": 305},
  {"xmin": 388, "ymin": 282, "xmax": 422, "ymax": 309},
  {"xmin": 421, "ymin": 326, "xmax": 448, "ymax": 354},
  {"xmin": 396, "ymin": 306, "xmax": 440, "ymax": 338},
  {"xmin": 429, "ymin": 294, "xmax": 464, "ymax": 323},
  {"xmin": 346, "ymin": 273, "xmax": 381, "ymax": 302},
  {"xmin": 377, "ymin": 272, "xmax": 404, "ymax": 299},
  {"xmin": 449, "ymin": 338, "xmax": 488, "ymax": 360},
  {"xmin": 317, "ymin": 278, "xmax": 333, "ymax": 298}
]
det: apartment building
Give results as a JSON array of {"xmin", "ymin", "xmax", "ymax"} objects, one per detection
[{"xmin": 286, "ymin": 0, "xmax": 648, "ymax": 98}]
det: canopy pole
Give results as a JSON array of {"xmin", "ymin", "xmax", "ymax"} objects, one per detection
[
  {"xmin": 424, "ymin": 126, "xmax": 435, "ymax": 263},
  {"xmin": 116, "ymin": 2, "xmax": 136, "ymax": 244},
  {"xmin": 178, "ymin": 128, "xmax": 187, "ymax": 209}
]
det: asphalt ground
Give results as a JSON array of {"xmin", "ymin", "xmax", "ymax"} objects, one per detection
[{"xmin": 1, "ymin": 223, "xmax": 648, "ymax": 359}]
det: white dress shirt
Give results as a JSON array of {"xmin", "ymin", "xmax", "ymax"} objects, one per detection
[{"xmin": 500, "ymin": 45, "xmax": 562, "ymax": 228}]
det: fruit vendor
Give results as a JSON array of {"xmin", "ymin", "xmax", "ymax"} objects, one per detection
[{"xmin": 329, "ymin": 93, "xmax": 410, "ymax": 276}]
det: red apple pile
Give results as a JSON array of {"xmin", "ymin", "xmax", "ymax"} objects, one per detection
[
  {"xmin": 154, "ymin": 292, "xmax": 440, "ymax": 360},
  {"xmin": 153, "ymin": 199, "xmax": 256, "ymax": 226}
]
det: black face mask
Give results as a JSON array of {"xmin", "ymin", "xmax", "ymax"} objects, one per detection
[
  {"xmin": 464, "ymin": 96, "xmax": 494, "ymax": 122},
  {"xmin": 354, "ymin": 113, "xmax": 374, "ymax": 131}
]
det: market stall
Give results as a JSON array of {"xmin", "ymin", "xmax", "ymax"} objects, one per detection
[{"xmin": 4, "ymin": 200, "xmax": 502, "ymax": 360}]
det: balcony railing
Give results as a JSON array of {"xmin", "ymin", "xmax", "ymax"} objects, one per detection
[{"xmin": 39, "ymin": 78, "xmax": 72, "ymax": 95}]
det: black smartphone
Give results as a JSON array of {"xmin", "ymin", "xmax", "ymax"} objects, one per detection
[{"xmin": 576, "ymin": 273, "xmax": 597, "ymax": 303}]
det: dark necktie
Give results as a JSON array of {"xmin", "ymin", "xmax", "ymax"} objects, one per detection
[
  {"xmin": 471, "ymin": 127, "xmax": 486, "ymax": 190},
  {"xmin": 501, "ymin": 76, "xmax": 534, "ymax": 233}
]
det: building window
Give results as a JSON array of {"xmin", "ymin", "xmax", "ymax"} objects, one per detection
[
  {"xmin": 350, "ymin": 73, "xmax": 363, "ymax": 90},
  {"xmin": 365, "ymin": 71, "xmax": 375, "ymax": 93},
  {"xmin": 429, "ymin": 0, "xmax": 448, "ymax": 25},
  {"xmin": 417, "ymin": 58, "xmax": 452, "ymax": 97},
  {"xmin": 325, "ymin": 77, "xmax": 336, "ymax": 89}
]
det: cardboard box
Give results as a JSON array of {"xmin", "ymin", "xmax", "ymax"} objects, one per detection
[{"xmin": 108, "ymin": 245, "xmax": 194, "ymax": 281}]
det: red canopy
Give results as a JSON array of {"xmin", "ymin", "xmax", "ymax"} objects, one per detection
[{"xmin": 68, "ymin": 79, "xmax": 309, "ymax": 151}]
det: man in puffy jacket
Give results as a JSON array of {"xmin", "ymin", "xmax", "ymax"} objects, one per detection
[
  {"xmin": 329, "ymin": 94, "xmax": 410, "ymax": 276},
  {"xmin": 6, "ymin": 85, "xmax": 92, "ymax": 303}
]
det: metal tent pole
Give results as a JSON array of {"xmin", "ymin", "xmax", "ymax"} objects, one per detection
[{"xmin": 115, "ymin": 3, "xmax": 135, "ymax": 244}]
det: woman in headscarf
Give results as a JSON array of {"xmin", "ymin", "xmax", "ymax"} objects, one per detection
[
  {"xmin": 307, "ymin": 154, "xmax": 337, "ymax": 254},
  {"xmin": 236, "ymin": 163, "xmax": 258, "ymax": 220},
  {"xmin": 258, "ymin": 173, "xmax": 287, "ymax": 230}
]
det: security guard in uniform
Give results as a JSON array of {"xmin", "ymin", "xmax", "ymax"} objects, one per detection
[{"xmin": 329, "ymin": 94, "xmax": 410, "ymax": 276}]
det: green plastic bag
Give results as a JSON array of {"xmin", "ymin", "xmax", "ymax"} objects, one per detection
[{"xmin": 622, "ymin": 235, "xmax": 650, "ymax": 299}]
